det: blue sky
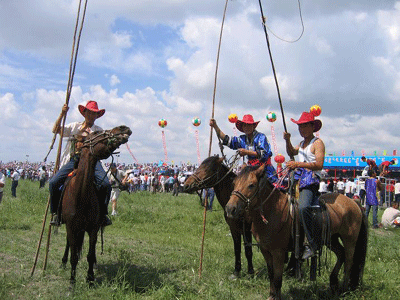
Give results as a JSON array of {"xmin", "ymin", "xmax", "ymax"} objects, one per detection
[{"xmin": 1, "ymin": 0, "xmax": 400, "ymax": 165}]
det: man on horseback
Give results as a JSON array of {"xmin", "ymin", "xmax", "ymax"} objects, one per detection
[
  {"xmin": 283, "ymin": 111, "xmax": 325, "ymax": 260},
  {"xmin": 49, "ymin": 101, "xmax": 112, "ymax": 227},
  {"xmin": 209, "ymin": 114, "xmax": 278, "ymax": 183}
]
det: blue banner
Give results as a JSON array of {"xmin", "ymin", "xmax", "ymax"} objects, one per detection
[{"xmin": 323, "ymin": 156, "xmax": 400, "ymax": 170}]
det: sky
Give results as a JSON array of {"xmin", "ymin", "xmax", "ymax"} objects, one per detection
[{"xmin": 1, "ymin": 0, "xmax": 400, "ymax": 166}]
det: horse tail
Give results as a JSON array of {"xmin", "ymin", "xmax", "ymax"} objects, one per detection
[
  {"xmin": 349, "ymin": 201, "xmax": 368, "ymax": 289},
  {"xmin": 77, "ymin": 231, "xmax": 85, "ymax": 260}
]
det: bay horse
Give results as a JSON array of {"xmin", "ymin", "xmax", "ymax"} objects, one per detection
[
  {"xmin": 225, "ymin": 165, "xmax": 368, "ymax": 300},
  {"xmin": 183, "ymin": 156, "xmax": 254, "ymax": 278},
  {"xmin": 60, "ymin": 125, "xmax": 131, "ymax": 284}
]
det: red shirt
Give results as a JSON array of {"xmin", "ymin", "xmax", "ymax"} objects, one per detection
[{"xmin": 367, "ymin": 159, "xmax": 377, "ymax": 167}]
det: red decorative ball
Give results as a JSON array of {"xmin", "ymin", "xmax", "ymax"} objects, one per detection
[{"xmin": 274, "ymin": 154, "xmax": 285, "ymax": 164}]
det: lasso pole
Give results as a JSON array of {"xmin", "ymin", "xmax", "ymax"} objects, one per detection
[
  {"xmin": 199, "ymin": 0, "xmax": 229, "ymax": 280},
  {"xmin": 31, "ymin": 0, "xmax": 89, "ymax": 277}
]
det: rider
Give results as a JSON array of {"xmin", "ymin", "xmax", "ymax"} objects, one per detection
[
  {"xmin": 49, "ymin": 101, "xmax": 112, "ymax": 226},
  {"xmin": 210, "ymin": 114, "xmax": 278, "ymax": 183},
  {"xmin": 283, "ymin": 111, "xmax": 325, "ymax": 260}
]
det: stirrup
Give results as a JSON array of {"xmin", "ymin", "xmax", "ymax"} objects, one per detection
[{"xmin": 50, "ymin": 214, "xmax": 60, "ymax": 227}]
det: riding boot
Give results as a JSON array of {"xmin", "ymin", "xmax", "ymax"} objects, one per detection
[
  {"xmin": 50, "ymin": 213, "xmax": 60, "ymax": 226},
  {"xmin": 101, "ymin": 202, "xmax": 112, "ymax": 226}
]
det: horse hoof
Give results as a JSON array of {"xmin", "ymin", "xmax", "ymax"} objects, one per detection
[{"xmin": 229, "ymin": 271, "xmax": 240, "ymax": 280}]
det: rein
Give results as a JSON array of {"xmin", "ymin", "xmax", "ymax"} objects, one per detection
[{"xmin": 192, "ymin": 154, "xmax": 240, "ymax": 190}]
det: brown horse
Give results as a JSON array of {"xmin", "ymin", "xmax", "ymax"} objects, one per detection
[
  {"xmin": 183, "ymin": 156, "xmax": 254, "ymax": 278},
  {"xmin": 60, "ymin": 125, "xmax": 131, "ymax": 284},
  {"xmin": 225, "ymin": 165, "xmax": 368, "ymax": 300}
]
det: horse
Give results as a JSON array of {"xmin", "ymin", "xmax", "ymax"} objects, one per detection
[
  {"xmin": 225, "ymin": 164, "xmax": 368, "ymax": 300},
  {"xmin": 183, "ymin": 156, "xmax": 254, "ymax": 278},
  {"xmin": 60, "ymin": 125, "xmax": 132, "ymax": 284}
]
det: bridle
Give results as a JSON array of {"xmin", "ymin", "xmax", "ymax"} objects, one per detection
[
  {"xmin": 231, "ymin": 188, "xmax": 259, "ymax": 211},
  {"xmin": 80, "ymin": 130, "xmax": 120, "ymax": 155}
]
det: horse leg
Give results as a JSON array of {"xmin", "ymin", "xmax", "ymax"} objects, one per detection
[
  {"xmin": 243, "ymin": 221, "xmax": 254, "ymax": 275},
  {"xmin": 229, "ymin": 225, "xmax": 242, "ymax": 279},
  {"xmin": 341, "ymin": 237, "xmax": 357, "ymax": 292},
  {"xmin": 328, "ymin": 234, "xmax": 345, "ymax": 294},
  {"xmin": 261, "ymin": 249, "xmax": 285, "ymax": 300},
  {"xmin": 69, "ymin": 239, "xmax": 79, "ymax": 285},
  {"xmin": 61, "ymin": 237, "xmax": 69, "ymax": 268},
  {"xmin": 86, "ymin": 230, "xmax": 98, "ymax": 283}
]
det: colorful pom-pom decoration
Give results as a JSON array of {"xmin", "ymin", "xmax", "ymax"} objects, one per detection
[
  {"xmin": 266, "ymin": 112, "xmax": 277, "ymax": 123},
  {"xmin": 192, "ymin": 117, "xmax": 201, "ymax": 127},
  {"xmin": 158, "ymin": 119, "xmax": 167, "ymax": 128},
  {"xmin": 228, "ymin": 113, "xmax": 238, "ymax": 123},
  {"xmin": 310, "ymin": 105, "xmax": 322, "ymax": 117}
]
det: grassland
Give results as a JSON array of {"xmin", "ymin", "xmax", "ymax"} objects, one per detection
[{"xmin": 1, "ymin": 178, "xmax": 400, "ymax": 299}]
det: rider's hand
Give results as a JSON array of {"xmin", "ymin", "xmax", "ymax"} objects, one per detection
[
  {"xmin": 283, "ymin": 132, "xmax": 291, "ymax": 141},
  {"xmin": 209, "ymin": 118, "xmax": 217, "ymax": 128},
  {"xmin": 61, "ymin": 104, "xmax": 69, "ymax": 115},
  {"xmin": 238, "ymin": 148, "xmax": 248, "ymax": 157},
  {"xmin": 286, "ymin": 160, "xmax": 298, "ymax": 170}
]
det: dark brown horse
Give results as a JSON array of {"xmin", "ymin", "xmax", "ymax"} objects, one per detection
[
  {"xmin": 225, "ymin": 165, "xmax": 368, "ymax": 300},
  {"xmin": 61, "ymin": 125, "xmax": 131, "ymax": 284},
  {"xmin": 183, "ymin": 156, "xmax": 254, "ymax": 278}
]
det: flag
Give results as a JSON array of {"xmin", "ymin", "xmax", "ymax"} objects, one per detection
[
  {"xmin": 351, "ymin": 150, "xmax": 354, "ymax": 157},
  {"xmin": 394, "ymin": 150, "xmax": 397, "ymax": 156},
  {"xmin": 383, "ymin": 150, "xmax": 387, "ymax": 156},
  {"xmin": 374, "ymin": 151, "xmax": 377, "ymax": 156}
]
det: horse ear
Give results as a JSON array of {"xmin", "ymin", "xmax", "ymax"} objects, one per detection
[
  {"xmin": 217, "ymin": 156, "xmax": 225, "ymax": 164},
  {"xmin": 255, "ymin": 164, "xmax": 265, "ymax": 178}
]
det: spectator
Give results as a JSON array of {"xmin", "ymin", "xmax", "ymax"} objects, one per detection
[
  {"xmin": 0, "ymin": 170, "xmax": 5, "ymax": 203},
  {"xmin": 337, "ymin": 177, "xmax": 345, "ymax": 195},
  {"xmin": 365, "ymin": 169, "xmax": 383, "ymax": 229},
  {"xmin": 345, "ymin": 178, "xmax": 356, "ymax": 199},
  {"xmin": 380, "ymin": 202, "xmax": 400, "ymax": 229},
  {"xmin": 39, "ymin": 166, "xmax": 47, "ymax": 188},
  {"xmin": 319, "ymin": 179, "xmax": 328, "ymax": 195},
  {"xmin": 202, "ymin": 188, "xmax": 215, "ymax": 211},
  {"xmin": 378, "ymin": 160, "xmax": 395, "ymax": 177},
  {"xmin": 327, "ymin": 179, "xmax": 334, "ymax": 193},
  {"xmin": 11, "ymin": 168, "xmax": 20, "ymax": 197},
  {"xmin": 395, "ymin": 180, "xmax": 400, "ymax": 203}
]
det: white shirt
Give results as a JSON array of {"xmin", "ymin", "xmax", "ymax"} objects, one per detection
[
  {"xmin": 11, "ymin": 171, "xmax": 20, "ymax": 181},
  {"xmin": 381, "ymin": 207, "xmax": 400, "ymax": 229},
  {"xmin": 395, "ymin": 182, "xmax": 400, "ymax": 194},
  {"xmin": 319, "ymin": 181, "xmax": 328, "ymax": 193},
  {"xmin": 298, "ymin": 137, "xmax": 321, "ymax": 177},
  {"xmin": 345, "ymin": 181, "xmax": 355, "ymax": 194},
  {"xmin": 60, "ymin": 121, "xmax": 103, "ymax": 167},
  {"xmin": 336, "ymin": 181, "xmax": 345, "ymax": 190},
  {"xmin": 0, "ymin": 172, "xmax": 5, "ymax": 192},
  {"xmin": 107, "ymin": 169, "xmax": 125, "ymax": 190}
]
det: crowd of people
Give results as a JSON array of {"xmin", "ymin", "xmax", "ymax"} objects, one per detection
[{"xmin": 1, "ymin": 101, "xmax": 400, "ymax": 235}]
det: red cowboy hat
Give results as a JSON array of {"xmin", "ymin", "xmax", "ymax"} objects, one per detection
[
  {"xmin": 291, "ymin": 112, "xmax": 322, "ymax": 132},
  {"xmin": 236, "ymin": 114, "xmax": 260, "ymax": 133},
  {"xmin": 78, "ymin": 100, "xmax": 105, "ymax": 118}
]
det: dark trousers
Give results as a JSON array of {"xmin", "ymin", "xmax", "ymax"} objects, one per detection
[
  {"xmin": 299, "ymin": 184, "xmax": 320, "ymax": 252},
  {"xmin": 11, "ymin": 180, "xmax": 18, "ymax": 197},
  {"xmin": 39, "ymin": 179, "xmax": 46, "ymax": 188},
  {"xmin": 49, "ymin": 159, "xmax": 111, "ymax": 214}
]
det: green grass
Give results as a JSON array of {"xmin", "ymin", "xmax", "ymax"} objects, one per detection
[{"xmin": 1, "ymin": 178, "xmax": 400, "ymax": 299}]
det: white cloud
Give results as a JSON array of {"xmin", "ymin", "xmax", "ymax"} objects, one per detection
[{"xmin": 110, "ymin": 74, "xmax": 121, "ymax": 86}]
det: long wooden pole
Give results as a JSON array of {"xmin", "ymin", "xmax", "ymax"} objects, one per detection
[
  {"xmin": 199, "ymin": 0, "xmax": 229, "ymax": 280},
  {"xmin": 31, "ymin": 0, "xmax": 89, "ymax": 277}
]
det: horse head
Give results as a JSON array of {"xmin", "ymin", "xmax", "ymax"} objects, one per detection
[
  {"xmin": 183, "ymin": 155, "xmax": 225, "ymax": 193},
  {"xmin": 79, "ymin": 125, "xmax": 132, "ymax": 160},
  {"xmin": 225, "ymin": 164, "xmax": 265, "ymax": 219}
]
